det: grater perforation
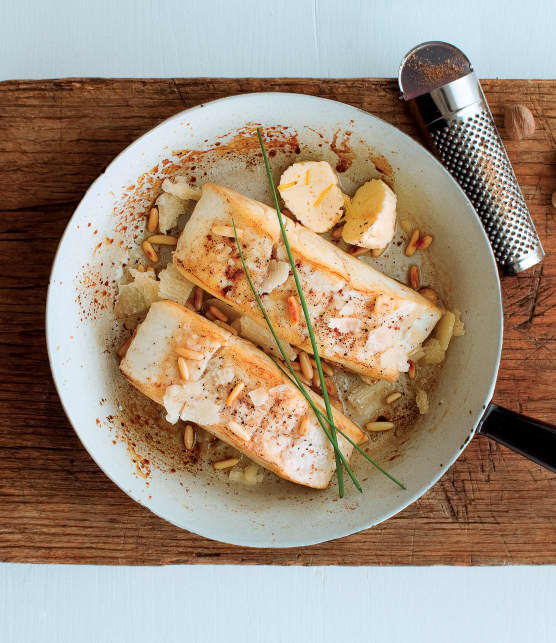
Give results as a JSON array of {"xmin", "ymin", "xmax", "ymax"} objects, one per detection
[{"xmin": 400, "ymin": 43, "xmax": 544, "ymax": 274}]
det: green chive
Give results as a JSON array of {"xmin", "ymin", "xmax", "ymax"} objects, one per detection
[
  {"xmin": 231, "ymin": 218, "xmax": 359, "ymax": 494},
  {"xmin": 256, "ymin": 128, "xmax": 345, "ymax": 497}
]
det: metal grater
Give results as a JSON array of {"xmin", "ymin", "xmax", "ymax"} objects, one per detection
[{"xmin": 399, "ymin": 42, "xmax": 544, "ymax": 274}]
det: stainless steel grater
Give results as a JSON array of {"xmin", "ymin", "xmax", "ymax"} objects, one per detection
[{"xmin": 399, "ymin": 42, "xmax": 544, "ymax": 274}]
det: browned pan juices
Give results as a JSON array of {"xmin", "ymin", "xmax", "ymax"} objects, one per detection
[{"xmin": 75, "ymin": 122, "xmax": 451, "ymax": 494}]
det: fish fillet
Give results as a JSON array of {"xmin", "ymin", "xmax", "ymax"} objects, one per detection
[
  {"xmin": 174, "ymin": 184, "xmax": 442, "ymax": 381},
  {"xmin": 120, "ymin": 300, "xmax": 365, "ymax": 489}
]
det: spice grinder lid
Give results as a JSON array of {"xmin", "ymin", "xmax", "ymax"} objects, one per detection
[{"xmin": 398, "ymin": 41, "xmax": 471, "ymax": 100}]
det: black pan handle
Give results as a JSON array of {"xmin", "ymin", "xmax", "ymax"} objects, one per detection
[{"xmin": 478, "ymin": 403, "xmax": 556, "ymax": 472}]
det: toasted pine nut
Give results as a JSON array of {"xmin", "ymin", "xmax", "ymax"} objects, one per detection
[
  {"xmin": 419, "ymin": 287, "xmax": 439, "ymax": 305},
  {"xmin": 205, "ymin": 310, "xmax": 216, "ymax": 321},
  {"xmin": 299, "ymin": 414, "xmax": 310, "ymax": 436},
  {"xmin": 213, "ymin": 457, "xmax": 239, "ymax": 470},
  {"xmin": 300, "ymin": 351, "xmax": 313, "ymax": 380},
  {"xmin": 330, "ymin": 397, "xmax": 343, "ymax": 411},
  {"xmin": 142, "ymin": 240, "xmax": 158, "ymax": 263},
  {"xmin": 312, "ymin": 369, "xmax": 321, "ymax": 389},
  {"xmin": 177, "ymin": 357, "xmax": 190, "ymax": 381},
  {"xmin": 385, "ymin": 392, "xmax": 402, "ymax": 405},
  {"xmin": 366, "ymin": 421, "xmax": 395, "ymax": 432},
  {"xmin": 193, "ymin": 287, "xmax": 203, "ymax": 311},
  {"xmin": 349, "ymin": 245, "xmax": 370, "ymax": 257},
  {"xmin": 136, "ymin": 264, "xmax": 145, "ymax": 272},
  {"xmin": 408, "ymin": 265, "xmax": 420, "ymax": 290},
  {"xmin": 226, "ymin": 381, "xmax": 245, "ymax": 407},
  {"xmin": 176, "ymin": 346, "xmax": 204, "ymax": 360},
  {"xmin": 208, "ymin": 305, "xmax": 228, "ymax": 323},
  {"xmin": 321, "ymin": 361, "xmax": 334, "ymax": 377},
  {"xmin": 418, "ymin": 234, "xmax": 433, "ymax": 250},
  {"xmin": 298, "ymin": 372, "xmax": 311, "ymax": 386},
  {"xmin": 147, "ymin": 207, "xmax": 159, "ymax": 233},
  {"xmin": 213, "ymin": 319, "xmax": 238, "ymax": 335},
  {"xmin": 211, "ymin": 224, "xmax": 242, "ymax": 238},
  {"xmin": 184, "ymin": 424, "xmax": 195, "ymax": 450},
  {"xmin": 408, "ymin": 360, "xmax": 416, "ymax": 380},
  {"xmin": 287, "ymin": 296, "xmax": 300, "ymax": 325},
  {"xmin": 331, "ymin": 225, "xmax": 344, "ymax": 240},
  {"xmin": 405, "ymin": 229, "xmax": 420, "ymax": 257},
  {"xmin": 371, "ymin": 247, "xmax": 386, "ymax": 257},
  {"xmin": 147, "ymin": 234, "xmax": 178, "ymax": 246},
  {"xmin": 227, "ymin": 420, "xmax": 250, "ymax": 441}
]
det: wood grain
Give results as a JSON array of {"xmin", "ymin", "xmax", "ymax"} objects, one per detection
[{"xmin": 0, "ymin": 78, "xmax": 554, "ymax": 565}]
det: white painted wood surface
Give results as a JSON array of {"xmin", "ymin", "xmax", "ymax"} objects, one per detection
[
  {"xmin": 1, "ymin": 0, "xmax": 555, "ymax": 80},
  {"xmin": 2, "ymin": 1, "xmax": 556, "ymax": 641},
  {"xmin": 1, "ymin": 564, "xmax": 555, "ymax": 643}
]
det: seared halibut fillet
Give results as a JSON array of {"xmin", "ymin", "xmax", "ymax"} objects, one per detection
[
  {"xmin": 174, "ymin": 184, "xmax": 442, "ymax": 381},
  {"xmin": 120, "ymin": 300, "xmax": 365, "ymax": 489}
]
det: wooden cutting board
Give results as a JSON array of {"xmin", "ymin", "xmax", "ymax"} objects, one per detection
[{"xmin": 0, "ymin": 78, "xmax": 554, "ymax": 565}]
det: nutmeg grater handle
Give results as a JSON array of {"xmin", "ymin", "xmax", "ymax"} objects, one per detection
[{"xmin": 404, "ymin": 71, "xmax": 544, "ymax": 275}]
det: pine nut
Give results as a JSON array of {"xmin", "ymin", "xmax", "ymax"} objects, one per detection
[
  {"xmin": 299, "ymin": 414, "xmax": 310, "ymax": 436},
  {"xmin": 184, "ymin": 424, "xmax": 195, "ymax": 450},
  {"xmin": 331, "ymin": 225, "xmax": 344, "ymax": 240},
  {"xmin": 299, "ymin": 351, "xmax": 313, "ymax": 380},
  {"xmin": 312, "ymin": 369, "xmax": 321, "ymax": 389},
  {"xmin": 408, "ymin": 360, "xmax": 416, "ymax": 380},
  {"xmin": 408, "ymin": 264, "xmax": 420, "ymax": 290},
  {"xmin": 405, "ymin": 229, "xmax": 420, "ymax": 257},
  {"xmin": 213, "ymin": 319, "xmax": 238, "ymax": 335},
  {"xmin": 385, "ymin": 392, "xmax": 402, "ymax": 404},
  {"xmin": 142, "ymin": 240, "xmax": 158, "ymax": 263},
  {"xmin": 213, "ymin": 457, "xmax": 239, "ymax": 470},
  {"xmin": 205, "ymin": 310, "xmax": 216, "ymax": 321},
  {"xmin": 208, "ymin": 305, "xmax": 228, "ymax": 323},
  {"xmin": 147, "ymin": 207, "xmax": 159, "ymax": 233},
  {"xmin": 193, "ymin": 287, "xmax": 203, "ymax": 311},
  {"xmin": 211, "ymin": 224, "xmax": 242, "ymax": 238},
  {"xmin": 418, "ymin": 234, "xmax": 433, "ymax": 250},
  {"xmin": 330, "ymin": 397, "xmax": 343, "ymax": 411},
  {"xmin": 419, "ymin": 287, "xmax": 439, "ymax": 304},
  {"xmin": 349, "ymin": 245, "xmax": 370, "ymax": 257},
  {"xmin": 177, "ymin": 357, "xmax": 190, "ymax": 381},
  {"xmin": 366, "ymin": 421, "xmax": 395, "ymax": 432},
  {"xmin": 228, "ymin": 420, "xmax": 250, "ymax": 441},
  {"xmin": 371, "ymin": 247, "xmax": 386, "ymax": 257},
  {"xmin": 136, "ymin": 264, "xmax": 145, "ymax": 273},
  {"xmin": 321, "ymin": 361, "xmax": 334, "ymax": 376},
  {"xmin": 287, "ymin": 296, "xmax": 300, "ymax": 325},
  {"xmin": 226, "ymin": 381, "xmax": 245, "ymax": 407},
  {"xmin": 176, "ymin": 346, "xmax": 204, "ymax": 360},
  {"xmin": 298, "ymin": 372, "xmax": 311, "ymax": 386},
  {"xmin": 147, "ymin": 234, "xmax": 178, "ymax": 246}
]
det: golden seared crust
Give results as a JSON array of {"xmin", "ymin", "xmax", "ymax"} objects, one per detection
[{"xmin": 174, "ymin": 184, "xmax": 442, "ymax": 381}]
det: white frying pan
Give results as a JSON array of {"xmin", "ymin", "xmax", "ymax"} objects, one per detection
[{"xmin": 46, "ymin": 92, "xmax": 555, "ymax": 547}]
